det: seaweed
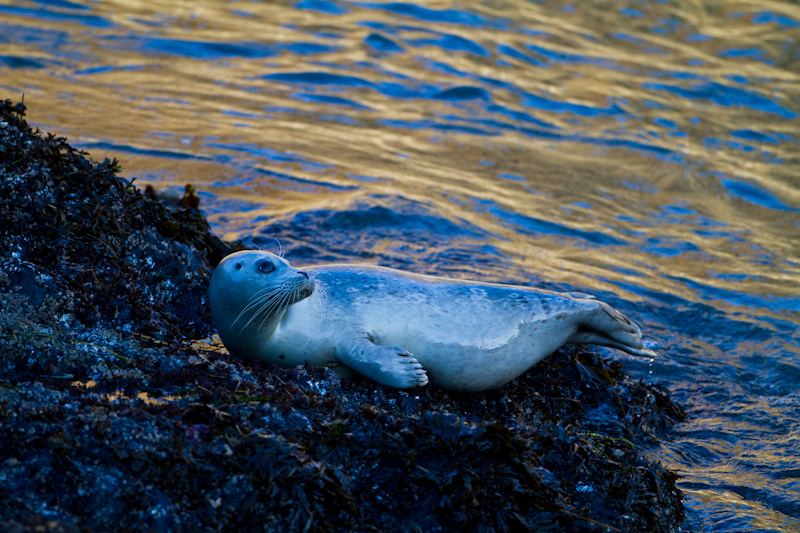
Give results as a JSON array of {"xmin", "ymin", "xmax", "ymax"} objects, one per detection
[
  {"xmin": 0, "ymin": 99, "xmax": 685, "ymax": 532},
  {"xmin": 0, "ymin": 99, "xmax": 233, "ymax": 345}
]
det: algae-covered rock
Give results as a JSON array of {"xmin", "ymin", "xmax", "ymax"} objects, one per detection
[
  {"xmin": 0, "ymin": 99, "xmax": 236, "ymax": 377},
  {"xmin": 0, "ymin": 99, "xmax": 231, "ymax": 343},
  {"xmin": 0, "ymin": 99, "xmax": 685, "ymax": 532}
]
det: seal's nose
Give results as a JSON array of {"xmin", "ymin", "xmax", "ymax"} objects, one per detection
[{"xmin": 299, "ymin": 271, "xmax": 309, "ymax": 279}]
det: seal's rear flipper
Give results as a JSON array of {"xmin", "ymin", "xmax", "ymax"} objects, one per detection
[
  {"xmin": 573, "ymin": 301, "xmax": 657, "ymax": 358},
  {"xmin": 569, "ymin": 331, "xmax": 657, "ymax": 358},
  {"xmin": 335, "ymin": 337, "xmax": 429, "ymax": 389}
]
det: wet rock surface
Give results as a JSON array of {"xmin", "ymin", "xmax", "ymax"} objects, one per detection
[{"xmin": 0, "ymin": 99, "xmax": 685, "ymax": 532}]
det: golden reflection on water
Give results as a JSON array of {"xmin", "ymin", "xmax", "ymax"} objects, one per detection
[
  {"xmin": 693, "ymin": 489, "xmax": 800, "ymax": 530},
  {"xmin": 3, "ymin": 0, "xmax": 800, "ymax": 528},
  {"xmin": 5, "ymin": 0, "xmax": 797, "ymax": 314}
]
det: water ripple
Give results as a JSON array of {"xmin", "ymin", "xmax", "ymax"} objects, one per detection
[{"xmin": 4, "ymin": 0, "xmax": 800, "ymax": 529}]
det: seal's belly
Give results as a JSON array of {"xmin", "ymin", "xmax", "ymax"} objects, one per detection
[
  {"xmin": 365, "ymin": 301, "xmax": 579, "ymax": 391},
  {"xmin": 297, "ymin": 276, "xmax": 586, "ymax": 390}
]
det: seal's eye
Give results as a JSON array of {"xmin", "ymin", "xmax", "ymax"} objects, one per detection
[{"xmin": 258, "ymin": 261, "xmax": 275, "ymax": 274}]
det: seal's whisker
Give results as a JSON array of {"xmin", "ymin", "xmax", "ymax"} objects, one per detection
[
  {"xmin": 244, "ymin": 286, "xmax": 275, "ymax": 303},
  {"xmin": 237, "ymin": 289, "xmax": 286, "ymax": 332},
  {"xmin": 238, "ymin": 298, "xmax": 273, "ymax": 333},
  {"xmin": 249, "ymin": 290, "xmax": 285, "ymax": 320},
  {"xmin": 237, "ymin": 293, "xmax": 277, "ymax": 321},
  {"xmin": 238, "ymin": 287, "xmax": 283, "ymax": 317},
  {"xmin": 310, "ymin": 278, "xmax": 328, "ymax": 320},
  {"xmin": 251, "ymin": 284, "xmax": 299, "ymax": 333},
  {"xmin": 232, "ymin": 296, "xmax": 267, "ymax": 329},
  {"xmin": 234, "ymin": 295, "xmax": 271, "ymax": 332},
  {"xmin": 257, "ymin": 289, "xmax": 291, "ymax": 332},
  {"xmin": 232, "ymin": 288, "xmax": 284, "ymax": 328}
]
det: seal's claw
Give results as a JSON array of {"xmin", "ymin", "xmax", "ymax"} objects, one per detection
[{"xmin": 387, "ymin": 352, "xmax": 429, "ymax": 388}]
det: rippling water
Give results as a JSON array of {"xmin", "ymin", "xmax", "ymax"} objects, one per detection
[{"xmin": 2, "ymin": 0, "xmax": 799, "ymax": 529}]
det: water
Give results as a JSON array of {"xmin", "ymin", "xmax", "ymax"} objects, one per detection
[{"xmin": 2, "ymin": 0, "xmax": 799, "ymax": 529}]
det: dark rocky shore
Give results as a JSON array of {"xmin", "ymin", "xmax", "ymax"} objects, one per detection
[{"xmin": 0, "ymin": 99, "xmax": 685, "ymax": 532}]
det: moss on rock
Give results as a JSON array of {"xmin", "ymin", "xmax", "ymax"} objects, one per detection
[
  {"xmin": 0, "ymin": 99, "xmax": 685, "ymax": 532},
  {"xmin": 0, "ymin": 99, "xmax": 232, "ymax": 344}
]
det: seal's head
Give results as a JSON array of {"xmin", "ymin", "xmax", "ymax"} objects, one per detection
[{"xmin": 209, "ymin": 251, "xmax": 314, "ymax": 344}]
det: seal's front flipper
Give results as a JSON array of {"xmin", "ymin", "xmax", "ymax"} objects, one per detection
[{"xmin": 335, "ymin": 337, "xmax": 429, "ymax": 389}]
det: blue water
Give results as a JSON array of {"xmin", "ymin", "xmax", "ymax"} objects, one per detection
[{"xmin": 2, "ymin": 0, "xmax": 799, "ymax": 529}]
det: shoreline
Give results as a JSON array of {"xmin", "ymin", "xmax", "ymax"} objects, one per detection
[{"xmin": 0, "ymin": 99, "xmax": 685, "ymax": 532}]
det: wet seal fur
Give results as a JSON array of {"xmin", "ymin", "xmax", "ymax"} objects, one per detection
[{"xmin": 209, "ymin": 250, "xmax": 656, "ymax": 391}]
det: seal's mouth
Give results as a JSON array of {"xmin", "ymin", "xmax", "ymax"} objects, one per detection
[{"xmin": 294, "ymin": 275, "xmax": 315, "ymax": 302}]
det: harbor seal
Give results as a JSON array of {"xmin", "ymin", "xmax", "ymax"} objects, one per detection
[{"xmin": 209, "ymin": 250, "xmax": 656, "ymax": 391}]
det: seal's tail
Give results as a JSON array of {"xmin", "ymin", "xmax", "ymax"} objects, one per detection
[{"xmin": 571, "ymin": 300, "xmax": 656, "ymax": 358}]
